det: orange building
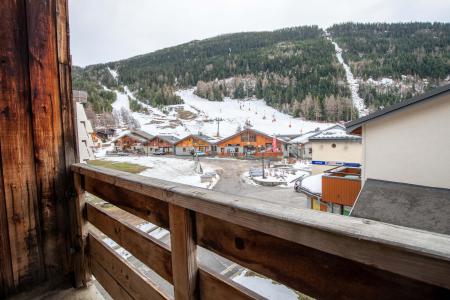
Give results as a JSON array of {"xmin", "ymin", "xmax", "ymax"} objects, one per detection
[
  {"xmin": 216, "ymin": 128, "xmax": 286, "ymax": 158},
  {"xmin": 174, "ymin": 134, "xmax": 218, "ymax": 156}
]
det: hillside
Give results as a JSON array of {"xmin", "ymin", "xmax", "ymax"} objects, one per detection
[
  {"xmin": 73, "ymin": 22, "xmax": 450, "ymax": 123},
  {"xmin": 328, "ymin": 22, "xmax": 450, "ymax": 110}
]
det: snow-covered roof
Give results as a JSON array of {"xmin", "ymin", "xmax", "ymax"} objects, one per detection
[
  {"xmin": 309, "ymin": 126, "xmax": 361, "ymax": 141},
  {"xmin": 176, "ymin": 133, "xmax": 219, "ymax": 145},
  {"xmin": 289, "ymin": 130, "xmax": 321, "ymax": 144},
  {"xmin": 152, "ymin": 135, "xmax": 180, "ymax": 145},
  {"xmin": 300, "ymin": 174, "xmax": 323, "ymax": 196},
  {"xmin": 219, "ymin": 128, "xmax": 286, "ymax": 144}
]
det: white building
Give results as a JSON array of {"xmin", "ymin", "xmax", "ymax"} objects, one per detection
[
  {"xmin": 75, "ymin": 102, "xmax": 95, "ymax": 162},
  {"xmin": 346, "ymin": 84, "xmax": 450, "ymax": 234},
  {"xmin": 309, "ymin": 125, "xmax": 362, "ymax": 174}
]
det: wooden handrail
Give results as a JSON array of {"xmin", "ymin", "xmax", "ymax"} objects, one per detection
[{"xmin": 71, "ymin": 163, "xmax": 450, "ymax": 299}]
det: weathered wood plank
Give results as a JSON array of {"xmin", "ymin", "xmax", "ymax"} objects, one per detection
[
  {"xmin": 70, "ymin": 173, "xmax": 91, "ymax": 287},
  {"xmin": 86, "ymin": 203, "xmax": 173, "ymax": 283},
  {"xmin": 0, "ymin": 0, "xmax": 42, "ymax": 292},
  {"xmin": 196, "ymin": 213, "xmax": 450, "ymax": 300},
  {"xmin": 26, "ymin": 0, "xmax": 70, "ymax": 279},
  {"xmin": 91, "ymin": 260, "xmax": 134, "ymax": 300},
  {"xmin": 198, "ymin": 264, "xmax": 264, "ymax": 300},
  {"xmin": 89, "ymin": 233, "xmax": 170, "ymax": 300},
  {"xmin": 169, "ymin": 204, "xmax": 198, "ymax": 300},
  {"xmin": 85, "ymin": 176, "xmax": 169, "ymax": 229},
  {"xmin": 72, "ymin": 164, "xmax": 450, "ymax": 289}
]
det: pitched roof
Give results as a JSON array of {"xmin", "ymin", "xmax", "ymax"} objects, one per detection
[
  {"xmin": 351, "ymin": 179, "xmax": 450, "ymax": 235},
  {"xmin": 152, "ymin": 135, "xmax": 180, "ymax": 145},
  {"xmin": 346, "ymin": 83, "xmax": 450, "ymax": 132},
  {"xmin": 175, "ymin": 133, "xmax": 218, "ymax": 145},
  {"xmin": 131, "ymin": 130, "xmax": 154, "ymax": 141},
  {"xmin": 309, "ymin": 125, "xmax": 360, "ymax": 141},
  {"xmin": 219, "ymin": 128, "xmax": 285, "ymax": 144}
]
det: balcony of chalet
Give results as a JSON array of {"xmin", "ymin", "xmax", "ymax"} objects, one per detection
[{"xmin": 1, "ymin": 1, "xmax": 450, "ymax": 300}]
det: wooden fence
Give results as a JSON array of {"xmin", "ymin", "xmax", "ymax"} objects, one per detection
[{"xmin": 71, "ymin": 163, "xmax": 450, "ymax": 300}]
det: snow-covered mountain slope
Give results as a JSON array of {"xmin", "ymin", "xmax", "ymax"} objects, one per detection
[
  {"xmin": 328, "ymin": 37, "xmax": 368, "ymax": 117},
  {"xmin": 108, "ymin": 64, "xmax": 333, "ymax": 138},
  {"xmin": 111, "ymin": 87, "xmax": 333, "ymax": 139}
]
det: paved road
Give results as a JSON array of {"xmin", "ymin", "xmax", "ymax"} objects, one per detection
[{"xmin": 201, "ymin": 157, "xmax": 307, "ymax": 209}]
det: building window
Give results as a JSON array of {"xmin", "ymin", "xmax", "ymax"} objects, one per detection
[
  {"xmin": 309, "ymin": 148, "xmax": 312, "ymax": 154},
  {"xmin": 221, "ymin": 148, "xmax": 224, "ymax": 153},
  {"xmin": 332, "ymin": 143, "xmax": 336, "ymax": 148},
  {"xmin": 183, "ymin": 148, "xmax": 186, "ymax": 152},
  {"xmin": 241, "ymin": 134, "xmax": 256, "ymax": 142}
]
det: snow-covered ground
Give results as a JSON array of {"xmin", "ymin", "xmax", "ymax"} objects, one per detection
[
  {"xmin": 102, "ymin": 156, "xmax": 219, "ymax": 189},
  {"xmin": 243, "ymin": 168, "xmax": 309, "ymax": 188},
  {"xmin": 328, "ymin": 38, "xmax": 368, "ymax": 117},
  {"xmin": 107, "ymin": 65, "xmax": 333, "ymax": 139}
]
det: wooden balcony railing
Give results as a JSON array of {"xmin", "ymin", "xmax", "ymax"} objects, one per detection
[{"xmin": 71, "ymin": 163, "xmax": 450, "ymax": 300}]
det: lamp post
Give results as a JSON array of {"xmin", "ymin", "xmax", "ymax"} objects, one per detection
[{"xmin": 260, "ymin": 146, "xmax": 266, "ymax": 179}]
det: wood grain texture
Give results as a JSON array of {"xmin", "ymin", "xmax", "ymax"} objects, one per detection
[
  {"xmin": 198, "ymin": 265, "xmax": 264, "ymax": 300},
  {"xmin": 196, "ymin": 213, "xmax": 450, "ymax": 300},
  {"xmin": 89, "ymin": 233, "xmax": 170, "ymax": 300},
  {"xmin": 71, "ymin": 173, "xmax": 91, "ymax": 287},
  {"xmin": 86, "ymin": 203, "xmax": 173, "ymax": 283},
  {"xmin": 85, "ymin": 176, "xmax": 169, "ymax": 229},
  {"xmin": 72, "ymin": 164, "xmax": 450, "ymax": 290},
  {"xmin": 26, "ymin": 0, "xmax": 68, "ymax": 278},
  {"xmin": 0, "ymin": 0, "xmax": 42, "ymax": 293},
  {"xmin": 169, "ymin": 204, "xmax": 198, "ymax": 300}
]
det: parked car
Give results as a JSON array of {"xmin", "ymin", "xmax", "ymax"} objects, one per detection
[
  {"xmin": 195, "ymin": 150, "xmax": 206, "ymax": 157},
  {"xmin": 153, "ymin": 149, "xmax": 165, "ymax": 155}
]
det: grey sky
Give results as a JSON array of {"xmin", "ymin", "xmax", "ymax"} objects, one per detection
[{"xmin": 69, "ymin": 0, "xmax": 450, "ymax": 67}]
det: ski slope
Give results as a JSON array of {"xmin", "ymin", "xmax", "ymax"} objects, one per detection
[{"xmin": 111, "ymin": 89, "xmax": 332, "ymax": 139}]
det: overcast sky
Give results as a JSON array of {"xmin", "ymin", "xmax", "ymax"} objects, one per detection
[{"xmin": 69, "ymin": 0, "xmax": 450, "ymax": 67}]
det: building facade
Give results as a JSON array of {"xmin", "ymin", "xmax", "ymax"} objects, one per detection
[
  {"xmin": 309, "ymin": 126, "xmax": 362, "ymax": 174},
  {"xmin": 146, "ymin": 135, "xmax": 179, "ymax": 154},
  {"xmin": 216, "ymin": 128, "xmax": 287, "ymax": 158},
  {"xmin": 174, "ymin": 134, "xmax": 218, "ymax": 156}
]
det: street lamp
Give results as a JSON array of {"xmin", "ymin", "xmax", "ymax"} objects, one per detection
[{"xmin": 259, "ymin": 146, "xmax": 266, "ymax": 179}]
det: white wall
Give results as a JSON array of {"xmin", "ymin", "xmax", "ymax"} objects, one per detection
[
  {"xmin": 362, "ymin": 92, "xmax": 450, "ymax": 189},
  {"xmin": 76, "ymin": 102, "xmax": 95, "ymax": 162},
  {"xmin": 311, "ymin": 140, "xmax": 362, "ymax": 174}
]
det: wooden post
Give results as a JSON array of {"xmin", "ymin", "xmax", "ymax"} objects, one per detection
[
  {"xmin": 0, "ymin": 0, "xmax": 76, "ymax": 296},
  {"xmin": 169, "ymin": 204, "xmax": 198, "ymax": 300},
  {"xmin": 71, "ymin": 174, "xmax": 91, "ymax": 287}
]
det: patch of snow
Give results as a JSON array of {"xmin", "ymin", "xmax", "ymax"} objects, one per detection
[
  {"xmin": 149, "ymin": 227, "xmax": 169, "ymax": 240},
  {"xmin": 108, "ymin": 67, "xmax": 119, "ymax": 81},
  {"xmin": 300, "ymin": 174, "xmax": 324, "ymax": 195},
  {"xmin": 243, "ymin": 167, "xmax": 309, "ymax": 188},
  {"xmin": 232, "ymin": 269, "xmax": 299, "ymax": 300},
  {"xmin": 328, "ymin": 37, "xmax": 368, "ymax": 117},
  {"xmin": 102, "ymin": 156, "xmax": 220, "ymax": 189}
]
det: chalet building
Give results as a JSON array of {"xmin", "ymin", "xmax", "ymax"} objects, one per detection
[
  {"xmin": 346, "ymin": 84, "xmax": 450, "ymax": 234},
  {"xmin": 216, "ymin": 128, "xmax": 287, "ymax": 158},
  {"xmin": 309, "ymin": 125, "xmax": 362, "ymax": 175},
  {"xmin": 113, "ymin": 130, "xmax": 153, "ymax": 153},
  {"xmin": 146, "ymin": 135, "xmax": 179, "ymax": 154},
  {"xmin": 95, "ymin": 128, "xmax": 116, "ymax": 141},
  {"xmin": 288, "ymin": 128, "xmax": 322, "ymax": 159},
  {"xmin": 174, "ymin": 134, "xmax": 218, "ymax": 156}
]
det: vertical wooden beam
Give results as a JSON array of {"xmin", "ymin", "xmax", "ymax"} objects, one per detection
[
  {"xmin": 0, "ymin": 0, "xmax": 75, "ymax": 296},
  {"xmin": 0, "ymin": 0, "xmax": 43, "ymax": 294},
  {"xmin": 71, "ymin": 174, "xmax": 91, "ymax": 287},
  {"xmin": 169, "ymin": 204, "xmax": 198, "ymax": 300}
]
